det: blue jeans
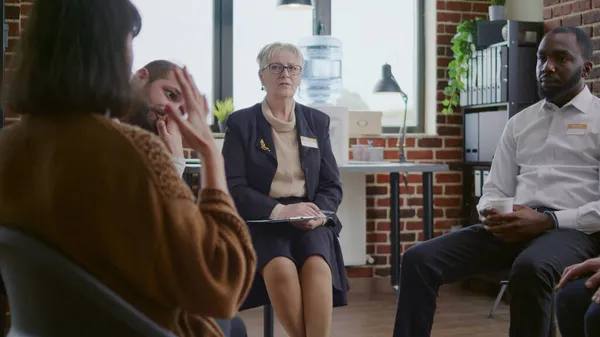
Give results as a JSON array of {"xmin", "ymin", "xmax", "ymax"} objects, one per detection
[{"xmin": 556, "ymin": 278, "xmax": 600, "ymax": 337}]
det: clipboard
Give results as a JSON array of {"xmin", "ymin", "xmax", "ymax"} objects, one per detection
[{"xmin": 246, "ymin": 210, "xmax": 336, "ymax": 223}]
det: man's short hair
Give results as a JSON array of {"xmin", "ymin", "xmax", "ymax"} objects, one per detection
[
  {"xmin": 548, "ymin": 26, "xmax": 593, "ymax": 61},
  {"xmin": 143, "ymin": 60, "xmax": 178, "ymax": 83}
]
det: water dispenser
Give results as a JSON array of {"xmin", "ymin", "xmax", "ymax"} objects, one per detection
[{"xmin": 298, "ymin": 35, "xmax": 342, "ymax": 105}]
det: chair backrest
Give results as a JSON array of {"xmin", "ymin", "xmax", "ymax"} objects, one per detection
[{"xmin": 0, "ymin": 227, "xmax": 177, "ymax": 337}]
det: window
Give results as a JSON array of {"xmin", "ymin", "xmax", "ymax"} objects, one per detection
[
  {"xmin": 130, "ymin": 0, "xmax": 214, "ymax": 124},
  {"xmin": 232, "ymin": 2, "xmax": 313, "ymax": 110},
  {"xmin": 329, "ymin": 0, "xmax": 420, "ymax": 131},
  {"xmin": 129, "ymin": 0, "xmax": 424, "ymax": 132}
]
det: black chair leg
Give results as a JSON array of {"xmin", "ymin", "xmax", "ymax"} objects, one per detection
[
  {"xmin": 549, "ymin": 294, "xmax": 556, "ymax": 337},
  {"xmin": 264, "ymin": 304, "xmax": 274, "ymax": 337}
]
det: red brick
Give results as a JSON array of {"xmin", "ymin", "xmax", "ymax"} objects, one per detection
[
  {"xmin": 472, "ymin": 3, "xmax": 489, "ymax": 13},
  {"xmin": 416, "ymin": 207, "xmax": 444, "ymax": 219},
  {"xmin": 436, "ymin": 150, "xmax": 462, "ymax": 160},
  {"xmin": 387, "ymin": 137, "xmax": 415, "ymax": 148},
  {"xmin": 583, "ymin": 10, "xmax": 600, "ymax": 24},
  {"xmin": 366, "ymin": 197, "xmax": 375, "ymax": 207},
  {"xmin": 376, "ymin": 222, "xmax": 391, "ymax": 231},
  {"xmin": 445, "ymin": 208, "xmax": 462, "ymax": 218},
  {"xmin": 20, "ymin": 3, "xmax": 32, "ymax": 16},
  {"xmin": 562, "ymin": 14, "xmax": 583, "ymax": 26},
  {"xmin": 437, "ymin": 125, "xmax": 461, "ymax": 136},
  {"xmin": 444, "ymin": 138, "xmax": 463, "ymax": 148},
  {"xmin": 437, "ymin": 12, "xmax": 461, "ymax": 23},
  {"xmin": 545, "ymin": 19, "xmax": 562, "ymax": 32},
  {"xmin": 376, "ymin": 244, "xmax": 391, "ymax": 254},
  {"xmin": 417, "ymin": 137, "xmax": 442, "ymax": 148},
  {"xmin": 595, "ymin": 0, "xmax": 600, "ymax": 8},
  {"xmin": 367, "ymin": 209, "xmax": 387, "ymax": 220},
  {"xmin": 417, "ymin": 185, "xmax": 444, "ymax": 195},
  {"xmin": 400, "ymin": 185, "xmax": 415, "ymax": 194},
  {"xmin": 446, "ymin": 1, "xmax": 471, "ymax": 12},
  {"xmin": 553, "ymin": 4, "xmax": 572, "ymax": 16},
  {"xmin": 446, "ymin": 114, "xmax": 463, "ymax": 125},
  {"xmin": 436, "ymin": 34, "xmax": 453, "ymax": 46},
  {"xmin": 366, "ymin": 244, "xmax": 375, "ymax": 255},
  {"xmin": 434, "ymin": 197, "xmax": 461, "ymax": 207},
  {"xmin": 346, "ymin": 267, "xmax": 373, "ymax": 278},
  {"xmin": 366, "ymin": 186, "xmax": 388, "ymax": 195},
  {"xmin": 366, "ymin": 221, "xmax": 375, "ymax": 232},
  {"xmin": 444, "ymin": 184, "xmax": 463, "ymax": 195},
  {"xmin": 407, "ymin": 173, "xmax": 423, "ymax": 183},
  {"xmin": 366, "ymin": 174, "xmax": 374, "ymax": 183},
  {"xmin": 544, "ymin": 8, "xmax": 553, "ymax": 19},
  {"xmin": 384, "ymin": 149, "xmax": 400, "ymax": 160},
  {"xmin": 406, "ymin": 150, "xmax": 434, "ymax": 160},
  {"xmin": 435, "ymin": 172, "xmax": 461, "ymax": 183},
  {"xmin": 407, "ymin": 197, "xmax": 423, "ymax": 206},
  {"xmin": 434, "ymin": 220, "xmax": 457, "ymax": 230},
  {"xmin": 367, "ymin": 233, "xmax": 387, "ymax": 243},
  {"xmin": 573, "ymin": 0, "xmax": 592, "ymax": 13},
  {"xmin": 437, "ymin": 1, "xmax": 446, "ymax": 10},
  {"xmin": 375, "ymin": 268, "xmax": 391, "ymax": 277}
]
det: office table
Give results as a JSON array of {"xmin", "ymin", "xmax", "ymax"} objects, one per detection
[{"xmin": 338, "ymin": 161, "xmax": 449, "ymax": 292}]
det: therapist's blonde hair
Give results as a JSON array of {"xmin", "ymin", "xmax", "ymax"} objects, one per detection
[{"xmin": 256, "ymin": 42, "xmax": 305, "ymax": 70}]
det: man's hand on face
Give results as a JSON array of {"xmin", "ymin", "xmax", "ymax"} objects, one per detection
[
  {"xmin": 157, "ymin": 116, "xmax": 185, "ymax": 158},
  {"xmin": 484, "ymin": 205, "xmax": 555, "ymax": 242}
]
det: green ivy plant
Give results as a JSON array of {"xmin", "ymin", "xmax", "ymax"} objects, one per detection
[
  {"xmin": 442, "ymin": 17, "xmax": 482, "ymax": 115},
  {"xmin": 491, "ymin": 0, "xmax": 506, "ymax": 5}
]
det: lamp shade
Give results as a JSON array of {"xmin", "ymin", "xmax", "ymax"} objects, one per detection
[
  {"xmin": 373, "ymin": 64, "xmax": 405, "ymax": 95},
  {"xmin": 277, "ymin": 0, "xmax": 313, "ymax": 9}
]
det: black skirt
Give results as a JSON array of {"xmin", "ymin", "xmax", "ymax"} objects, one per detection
[{"xmin": 239, "ymin": 220, "xmax": 349, "ymax": 310}]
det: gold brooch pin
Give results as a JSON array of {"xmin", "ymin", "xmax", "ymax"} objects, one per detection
[{"xmin": 260, "ymin": 139, "xmax": 270, "ymax": 152}]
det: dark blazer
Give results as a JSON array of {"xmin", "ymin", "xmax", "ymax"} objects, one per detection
[{"xmin": 222, "ymin": 102, "xmax": 343, "ymax": 235}]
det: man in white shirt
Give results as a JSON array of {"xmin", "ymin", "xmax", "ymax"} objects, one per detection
[{"xmin": 394, "ymin": 26, "xmax": 600, "ymax": 337}]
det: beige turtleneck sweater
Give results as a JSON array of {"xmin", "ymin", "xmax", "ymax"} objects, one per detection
[{"xmin": 262, "ymin": 100, "xmax": 307, "ymax": 219}]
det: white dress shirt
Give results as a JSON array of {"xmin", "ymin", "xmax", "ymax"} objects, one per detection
[{"xmin": 477, "ymin": 86, "xmax": 600, "ymax": 234}]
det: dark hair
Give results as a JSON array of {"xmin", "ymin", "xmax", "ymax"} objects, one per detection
[
  {"xmin": 5, "ymin": 0, "xmax": 142, "ymax": 118},
  {"xmin": 143, "ymin": 60, "xmax": 178, "ymax": 84},
  {"xmin": 549, "ymin": 26, "xmax": 593, "ymax": 61}
]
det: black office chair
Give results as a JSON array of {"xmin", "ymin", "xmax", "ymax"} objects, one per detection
[{"xmin": 0, "ymin": 227, "xmax": 177, "ymax": 337}]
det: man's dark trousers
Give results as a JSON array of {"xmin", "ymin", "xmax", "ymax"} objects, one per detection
[{"xmin": 393, "ymin": 224, "xmax": 600, "ymax": 337}]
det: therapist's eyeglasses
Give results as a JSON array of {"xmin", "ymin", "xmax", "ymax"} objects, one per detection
[{"xmin": 263, "ymin": 63, "xmax": 303, "ymax": 76}]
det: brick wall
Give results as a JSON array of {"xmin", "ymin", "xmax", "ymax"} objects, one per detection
[
  {"xmin": 4, "ymin": 0, "xmax": 29, "ymax": 126},
  {"xmin": 544, "ymin": 0, "xmax": 600, "ymax": 93}
]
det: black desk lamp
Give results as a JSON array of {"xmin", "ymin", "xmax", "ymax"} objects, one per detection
[{"xmin": 373, "ymin": 63, "xmax": 409, "ymax": 163}]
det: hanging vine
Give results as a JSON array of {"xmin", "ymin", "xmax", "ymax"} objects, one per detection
[{"xmin": 442, "ymin": 17, "xmax": 482, "ymax": 115}]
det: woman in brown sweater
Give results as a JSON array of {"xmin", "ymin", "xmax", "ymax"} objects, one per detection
[{"xmin": 0, "ymin": 1, "xmax": 255, "ymax": 336}]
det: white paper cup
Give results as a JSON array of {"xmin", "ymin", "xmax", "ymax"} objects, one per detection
[{"xmin": 488, "ymin": 197, "xmax": 514, "ymax": 214}]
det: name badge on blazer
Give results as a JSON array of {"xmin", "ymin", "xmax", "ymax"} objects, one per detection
[
  {"xmin": 567, "ymin": 123, "xmax": 587, "ymax": 135},
  {"xmin": 300, "ymin": 136, "xmax": 318, "ymax": 149}
]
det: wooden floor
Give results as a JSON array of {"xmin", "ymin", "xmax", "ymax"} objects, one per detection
[{"xmin": 239, "ymin": 277, "xmax": 516, "ymax": 337}]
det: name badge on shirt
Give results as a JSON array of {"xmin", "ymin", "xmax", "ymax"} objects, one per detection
[
  {"xmin": 566, "ymin": 123, "xmax": 587, "ymax": 135},
  {"xmin": 300, "ymin": 136, "xmax": 318, "ymax": 149}
]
